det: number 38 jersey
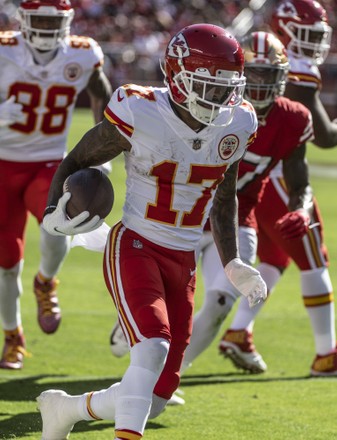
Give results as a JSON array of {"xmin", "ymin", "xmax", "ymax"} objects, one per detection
[
  {"xmin": 104, "ymin": 85, "xmax": 257, "ymax": 250},
  {"xmin": 0, "ymin": 31, "xmax": 103, "ymax": 162}
]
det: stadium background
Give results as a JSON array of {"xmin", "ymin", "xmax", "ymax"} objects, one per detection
[{"xmin": 1, "ymin": 0, "xmax": 337, "ymax": 119}]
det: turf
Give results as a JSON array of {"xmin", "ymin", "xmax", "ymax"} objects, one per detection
[{"xmin": 0, "ymin": 108, "xmax": 337, "ymax": 439}]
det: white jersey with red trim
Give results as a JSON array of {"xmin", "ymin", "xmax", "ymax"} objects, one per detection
[
  {"xmin": 104, "ymin": 84, "xmax": 257, "ymax": 250},
  {"xmin": 287, "ymin": 51, "xmax": 321, "ymax": 90},
  {"xmin": 0, "ymin": 31, "xmax": 103, "ymax": 162}
]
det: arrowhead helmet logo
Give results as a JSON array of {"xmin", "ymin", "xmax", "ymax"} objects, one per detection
[{"xmin": 167, "ymin": 33, "xmax": 190, "ymax": 58}]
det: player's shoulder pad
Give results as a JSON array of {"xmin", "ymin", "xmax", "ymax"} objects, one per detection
[
  {"xmin": 275, "ymin": 96, "xmax": 312, "ymax": 132},
  {"xmin": 111, "ymin": 84, "xmax": 158, "ymax": 106},
  {"xmin": 288, "ymin": 55, "xmax": 321, "ymax": 89},
  {"xmin": 66, "ymin": 34, "xmax": 104, "ymax": 66},
  {"xmin": 238, "ymin": 98, "xmax": 258, "ymax": 130}
]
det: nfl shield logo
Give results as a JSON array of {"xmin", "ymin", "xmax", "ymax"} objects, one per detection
[{"xmin": 192, "ymin": 139, "xmax": 202, "ymax": 150}]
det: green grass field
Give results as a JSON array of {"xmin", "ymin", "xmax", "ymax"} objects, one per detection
[{"xmin": 1, "ymin": 109, "xmax": 337, "ymax": 439}]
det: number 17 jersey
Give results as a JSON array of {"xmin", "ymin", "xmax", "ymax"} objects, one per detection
[{"xmin": 104, "ymin": 85, "xmax": 257, "ymax": 251}]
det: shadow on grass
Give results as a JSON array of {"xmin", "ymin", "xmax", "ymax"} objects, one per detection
[
  {"xmin": 0, "ymin": 371, "xmax": 313, "ymax": 438},
  {"xmin": 180, "ymin": 371, "xmax": 313, "ymax": 386},
  {"xmin": 0, "ymin": 375, "xmax": 166, "ymax": 438}
]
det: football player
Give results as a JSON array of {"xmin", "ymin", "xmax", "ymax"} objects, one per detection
[
  {"xmin": 0, "ymin": 0, "xmax": 112, "ymax": 369},
  {"xmin": 220, "ymin": 0, "xmax": 337, "ymax": 376},
  {"xmin": 37, "ymin": 24, "xmax": 267, "ymax": 440},
  {"xmin": 108, "ymin": 29, "xmax": 319, "ymax": 387}
]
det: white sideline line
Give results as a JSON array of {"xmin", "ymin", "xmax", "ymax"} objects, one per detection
[{"xmin": 309, "ymin": 164, "xmax": 337, "ymax": 179}]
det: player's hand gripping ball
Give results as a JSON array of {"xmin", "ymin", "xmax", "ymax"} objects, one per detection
[{"xmin": 63, "ymin": 168, "xmax": 114, "ymax": 221}]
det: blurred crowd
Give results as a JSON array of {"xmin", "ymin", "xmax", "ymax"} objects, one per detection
[{"xmin": 1, "ymin": 0, "xmax": 337, "ymax": 112}]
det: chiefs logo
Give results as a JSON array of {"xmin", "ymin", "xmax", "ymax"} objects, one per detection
[
  {"xmin": 218, "ymin": 135, "xmax": 239, "ymax": 160},
  {"xmin": 167, "ymin": 33, "xmax": 190, "ymax": 58},
  {"xmin": 277, "ymin": 2, "xmax": 298, "ymax": 17},
  {"xmin": 64, "ymin": 63, "xmax": 82, "ymax": 81}
]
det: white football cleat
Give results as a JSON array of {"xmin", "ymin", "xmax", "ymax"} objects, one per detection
[
  {"xmin": 110, "ymin": 321, "xmax": 129, "ymax": 358},
  {"xmin": 37, "ymin": 390, "xmax": 74, "ymax": 440},
  {"xmin": 167, "ymin": 388, "xmax": 185, "ymax": 406}
]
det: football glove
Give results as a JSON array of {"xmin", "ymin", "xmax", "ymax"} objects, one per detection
[
  {"xmin": 224, "ymin": 258, "xmax": 267, "ymax": 308},
  {"xmin": 275, "ymin": 209, "xmax": 310, "ymax": 240},
  {"xmin": 0, "ymin": 96, "xmax": 24, "ymax": 127},
  {"xmin": 43, "ymin": 192, "xmax": 104, "ymax": 237}
]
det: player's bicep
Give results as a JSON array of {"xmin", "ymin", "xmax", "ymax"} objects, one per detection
[{"xmin": 67, "ymin": 118, "xmax": 130, "ymax": 169}]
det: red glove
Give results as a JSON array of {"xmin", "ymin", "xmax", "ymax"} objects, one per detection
[{"xmin": 275, "ymin": 209, "xmax": 310, "ymax": 240}]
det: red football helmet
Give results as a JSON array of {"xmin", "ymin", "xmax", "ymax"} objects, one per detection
[
  {"xmin": 162, "ymin": 23, "xmax": 246, "ymax": 126},
  {"xmin": 17, "ymin": 0, "xmax": 74, "ymax": 51},
  {"xmin": 271, "ymin": 0, "xmax": 332, "ymax": 64},
  {"xmin": 241, "ymin": 31, "xmax": 289, "ymax": 109}
]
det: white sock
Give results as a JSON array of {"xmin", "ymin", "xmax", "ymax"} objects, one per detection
[
  {"xmin": 116, "ymin": 338, "xmax": 169, "ymax": 434},
  {"xmin": 301, "ymin": 267, "xmax": 336, "ymax": 355},
  {"xmin": 0, "ymin": 261, "xmax": 23, "ymax": 330},
  {"xmin": 77, "ymin": 383, "xmax": 119, "ymax": 421},
  {"xmin": 230, "ymin": 263, "xmax": 281, "ymax": 331},
  {"xmin": 39, "ymin": 225, "xmax": 70, "ymax": 278}
]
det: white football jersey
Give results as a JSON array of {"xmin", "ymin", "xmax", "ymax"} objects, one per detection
[
  {"xmin": 104, "ymin": 85, "xmax": 257, "ymax": 250},
  {"xmin": 287, "ymin": 51, "xmax": 321, "ymax": 90},
  {"xmin": 0, "ymin": 31, "xmax": 104, "ymax": 162}
]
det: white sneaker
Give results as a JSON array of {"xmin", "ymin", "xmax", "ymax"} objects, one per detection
[
  {"xmin": 167, "ymin": 388, "xmax": 185, "ymax": 406},
  {"xmin": 37, "ymin": 390, "xmax": 74, "ymax": 440},
  {"xmin": 110, "ymin": 321, "xmax": 129, "ymax": 358}
]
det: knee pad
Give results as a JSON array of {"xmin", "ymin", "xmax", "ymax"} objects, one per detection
[{"xmin": 130, "ymin": 338, "xmax": 170, "ymax": 375}]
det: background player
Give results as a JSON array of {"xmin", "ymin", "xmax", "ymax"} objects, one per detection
[
  {"xmin": 220, "ymin": 0, "xmax": 337, "ymax": 376},
  {"xmin": 0, "ymin": 0, "xmax": 111, "ymax": 369},
  {"xmin": 37, "ymin": 24, "xmax": 267, "ymax": 440}
]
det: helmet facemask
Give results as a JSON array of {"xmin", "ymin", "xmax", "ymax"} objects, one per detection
[
  {"xmin": 241, "ymin": 32, "xmax": 289, "ymax": 112},
  {"xmin": 163, "ymin": 58, "xmax": 246, "ymax": 127},
  {"xmin": 244, "ymin": 65, "xmax": 287, "ymax": 109},
  {"xmin": 281, "ymin": 20, "xmax": 332, "ymax": 64},
  {"xmin": 18, "ymin": 5, "xmax": 74, "ymax": 51},
  {"xmin": 175, "ymin": 67, "xmax": 245, "ymax": 126}
]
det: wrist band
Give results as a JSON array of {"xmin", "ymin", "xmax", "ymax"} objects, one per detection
[{"xmin": 44, "ymin": 205, "xmax": 57, "ymax": 217}]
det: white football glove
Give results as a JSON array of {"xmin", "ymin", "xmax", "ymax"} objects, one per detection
[
  {"xmin": 0, "ymin": 96, "xmax": 24, "ymax": 127},
  {"xmin": 225, "ymin": 258, "xmax": 267, "ymax": 308},
  {"xmin": 43, "ymin": 192, "xmax": 104, "ymax": 237}
]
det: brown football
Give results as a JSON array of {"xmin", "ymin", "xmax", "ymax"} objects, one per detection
[{"xmin": 63, "ymin": 168, "xmax": 114, "ymax": 221}]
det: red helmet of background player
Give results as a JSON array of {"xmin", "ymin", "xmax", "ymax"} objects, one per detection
[
  {"xmin": 17, "ymin": 0, "xmax": 74, "ymax": 51},
  {"xmin": 241, "ymin": 31, "xmax": 289, "ymax": 110},
  {"xmin": 162, "ymin": 23, "xmax": 246, "ymax": 127},
  {"xmin": 271, "ymin": 0, "xmax": 332, "ymax": 64}
]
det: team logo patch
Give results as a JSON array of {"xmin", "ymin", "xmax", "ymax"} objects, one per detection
[
  {"xmin": 167, "ymin": 33, "xmax": 190, "ymax": 58},
  {"xmin": 277, "ymin": 1, "xmax": 297, "ymax": 17},
  {"xmin": 64, "ymin": 63, "xmax": 82, "ymax": 81},
  {"xmin": 218, "ymin": 135, "xmax": 239, "ymax": 160}
]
